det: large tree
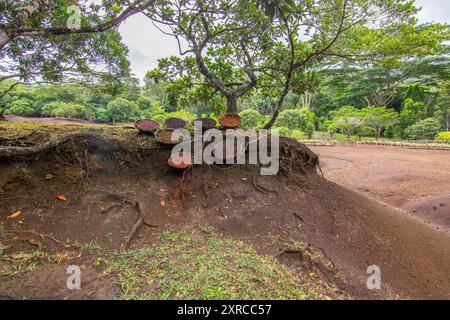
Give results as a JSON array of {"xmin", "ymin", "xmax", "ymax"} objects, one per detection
[
  {"xmin": 0, "ymin": 0, "xmax": 156, "ymax": 117},
  {"xmin": 145, "ymin": 0, "xmax": 447, "ymax": 129}
]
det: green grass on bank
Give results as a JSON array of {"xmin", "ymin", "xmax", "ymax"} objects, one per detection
[{"xmin": 97, "ymin": 227, "xmax": 332, "ymax": 300}]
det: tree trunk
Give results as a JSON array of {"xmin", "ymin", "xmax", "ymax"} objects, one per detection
[
  {"xmin": 447, "ymin": 109, "xmax": 450, "ymax": 132},
  {"xmin": 264, "ymin": 109, "xmax": 279, "ymax": 130},
  {"xmin": 226, "ymin": 95, "xmax": 238, "ymax": 114}
]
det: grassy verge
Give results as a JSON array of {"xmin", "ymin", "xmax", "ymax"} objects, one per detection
[{"xmin": 95, "ymin": 227, "xmax": 335, "ymax": 300}]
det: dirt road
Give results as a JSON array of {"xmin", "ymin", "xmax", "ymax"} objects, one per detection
[{"xmin": 310, "ymin": 145, "xmax": 450, "ymax": 232}]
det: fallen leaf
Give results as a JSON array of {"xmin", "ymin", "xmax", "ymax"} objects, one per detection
[
  {"xmin": 10, "ymin": 252, "xmax": 31, "ymax": 260},
  {"xmin": 197, "ymin": 246, "xmax": 206, "ymax": 251},
  {"xmin": 56, "ymin": 251, "xmax": 69, "ymax": 263},
  {"xmin": 7, "ymin": 211, "xmax": 22, "ymax": 219},
  {"xmin": 56, "ymin": 195, "xmax": 67, "ymax": 202},
  {"xmin": 160, "ymin": 199, "xmax": 166, "ymax": 207},
  {"xmin": 160, "ymin": 188, "xmax": 166, "ymax": 192}
]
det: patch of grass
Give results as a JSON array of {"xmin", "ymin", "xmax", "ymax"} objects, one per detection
[
  {"xmin": 0, "ymin": 250, "xmax": 68, "ymax": 277},
  {"xmin": 83, "ymin": 241, "xmax": 102, "ymax": 251},
  {"xmin": 105, "ymin": 232, "xmax": 113, "ymax": 243},
  {"xmin": 99, "ymin": 227, "xmax": 329, "ymax": 300}
]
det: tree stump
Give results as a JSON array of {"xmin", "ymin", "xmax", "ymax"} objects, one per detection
[
  {"xmin": 165, "ymin": 117, "xmax": 187, "ymax": 129},
  {"xmin": 219, "ymin": 113, "xmax": 241, "ymax": 128},
  {"xmin": 168, "ymin": 151, "xmax": 194, "ymax": 170},
  {"xmin": 134, "ymin": 119, "xmax": 160, "ymax": 134},
  {"xmin": 193, "ymin": 118, "xmax": 216, "ymax": 131}
]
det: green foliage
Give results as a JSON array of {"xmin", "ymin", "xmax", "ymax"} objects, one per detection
[
  {"xmin": 239, "ymin": 109, "xmax": 265, "ymax": 129},
  {"xmin": 52, "ymin": 103, "xmax": 94, "ymax": 120},
  {"xmin": 436, "ymin": 132, "xmax": 450, "ymax": 141},
  {"xmin": 136, "ymin": 96, "xmax": 153, "ymax": 111},
  {"xmin": 0, "ymin": 0, "xmax": 131, "ymax": 98},
  {"xmin": 95, "ymin": 108, "xmax": 109, "ymax": 122},
  {"xmin": 329, "ymin": 106, "xmax": 365, "ymax": 139},
  {"xmin": 355, "ymin": 125, "xmax": 376, "ymax": 137},
  {"xmin": 361, "ymin": 106, "xmax": 399, "ymax": 139},
  {"xmin": 290, "ymin": 130, "xmax": 304, "ymax": 140},
  {"xmin": 276, "ymin": 109, "xmax": 306, "ymax": 131},
  {"xmin": 4, "ymin": 99, "xmax": 35, "ymax": 117},
  {"xmin": 107, "ymin": 98, "xmax": 140, "ymax": 123},
  {"xmin": 150, "ymin": 110, "xmax": 197, "ymax": 127},
  {"xmin": 400, "ymin": 98, "xmax": 428, "ymax": 138},
  {"xmin": 140, "ymin": 98, "xmax": 166, "ymax": 119},
  {"xmin": 405, "ymin": 118, "xmax": 442, "ymax": 140},
  {"xmin": 273, "ymin": 127, "xmax": 291, "ymax": 137},
  {"xmin": 303, "ymin": 122, "xmax": 315, "ymax": 139}
]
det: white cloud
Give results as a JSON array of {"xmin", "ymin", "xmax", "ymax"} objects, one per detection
[
  {"xmin": 119, "ymin": 14, "xmax": 179, "ymax": 81},
  {"xmin": 415, "ymin": 0, "xmax": 450, "ymax": 24}
]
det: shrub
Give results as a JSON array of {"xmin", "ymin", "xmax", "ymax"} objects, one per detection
[
  {"xmin": 151, "ymin": 114, "xmax": 167, "ymax": 125},
  {"xmin": 96, "ymin": 108, "xmax": 109, "ymax": 122},
  {"xmin": 107, "ymin": 98, "xmax": 140, "ymax": 123},
  {"xmin": 291, "ymin": 130, "xmax": 304, "ymax": 140},
  {"xmin": 276, "ymin": 109, "xmax": 307, "ymax": 130},
  {"xmin": 436, "ymin": 132, "xmax": 450, "ymax": 141},
  {"xmin": 239, "ymin": 109, "xmax": 264, "ymax": 129},
  {"xmin": 304, "ymin": 122, "xmax": 315, "ymax": 139},
  {"xmin": 405, "ymin": 118, "xmax": 441, "ymax": 140},
  {"xmin": 5, "ymin": 99, "xmax": 35, "ymax": 116},
  {"xmin": 272, "ymin": 127, "xmax": 291, "ymax": 137},
  {"xmin": 52, "ymin": 103, "xmax": 93, "ymax": 120}
]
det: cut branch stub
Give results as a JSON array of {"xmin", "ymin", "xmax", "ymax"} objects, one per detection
[
  {"xmin": 168, "ymin": 151, "xmax": 194, "ymax": 170},
  {"xmin": 165, "ymin": 117, "xmax": 187, "ymax": 129},
  {"xmin": 134, "ymin": 119, "xmax": 160, "ymax": 134},
  {"xmin": 193, "ymin": 118, "xmax": 216, "ymax": 131},
  {"xmin": 219, "ymin": 113, "xmax": 241, "ymax": 129},
  {"xmin": 155, "ymin": 128, "xmax": 183, "ymax": 145}
]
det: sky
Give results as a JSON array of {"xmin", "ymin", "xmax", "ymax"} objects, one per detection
[{"xmin": 118, "ymin": 0, "xmax": 450, "ymax": 81}]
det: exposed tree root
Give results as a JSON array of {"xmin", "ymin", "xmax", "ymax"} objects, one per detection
[
  {"xmin": 0, "ymin": 133, "xmax": 102, "ymax": 158},
  {"xmin": 252, "ymin": 173, "xmax": 278, "ymax": 194},
  {"xmin": 101, "ymin": 192, "xmax": 158, "ymax": 250},
  {"xmin": 174, "ymin": 166, "xmax": 194, "ymax": 200},
  {"xmin": 276, "ymin": 243, "xmax": 336, "ymax": 272},
  {"xmin": 2, "ymin": 229, "xmax": 68, "ymax": 248},
  {"xmin": 0, "ymin": 131, "xmax": 165, "ymax": 159},
  {"xmin": 100, "ymin": 204, "xmax": 123, "ymax": 214}
]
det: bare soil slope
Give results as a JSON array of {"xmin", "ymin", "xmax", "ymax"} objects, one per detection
[
  {"xmin": 311, "ymin": 145, "xmax": 450, "ymax": 232},
  {"xmin": 0, "ymin": 125, "xmax": 449, "ymax": 299}
]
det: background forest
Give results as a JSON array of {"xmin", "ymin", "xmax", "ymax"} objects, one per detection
[{"xmin": 0, "ymin": 0, "xmax": 449, "ymax": 141}]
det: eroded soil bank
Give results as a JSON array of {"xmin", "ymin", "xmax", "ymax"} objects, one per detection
[{"xmin": 1, "ymin": 124, "xmax": 449, "ymax": 300}]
